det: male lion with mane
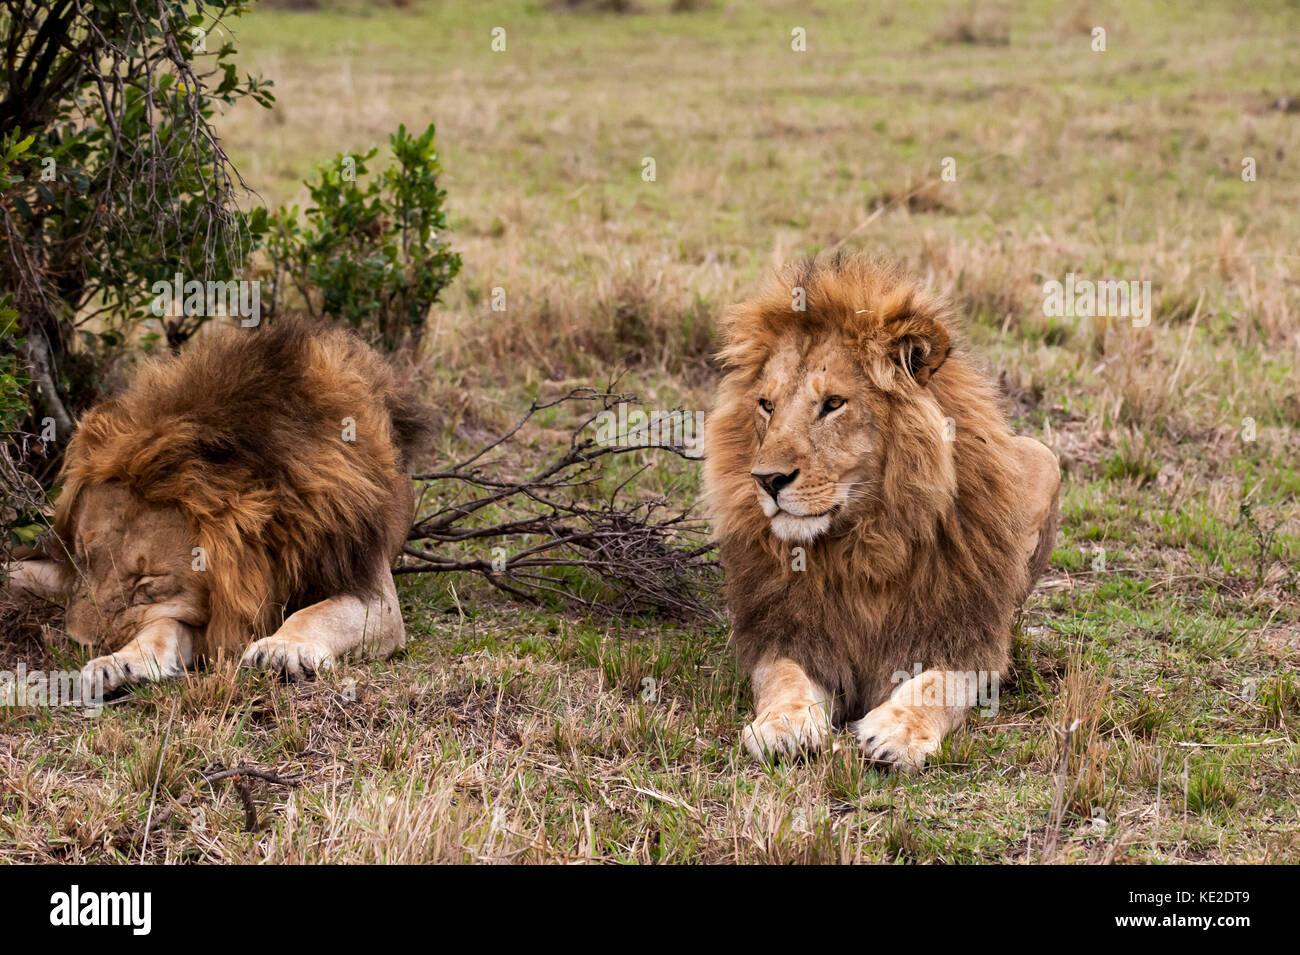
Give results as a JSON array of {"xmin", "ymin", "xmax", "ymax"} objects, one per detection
[
  {"xmin": 705, "ymin": 256, "xmax": 1059, "ymax": 770},
  {"xmin": 4, "ymin": 319, "xmax": 428, "ymax": 691}
]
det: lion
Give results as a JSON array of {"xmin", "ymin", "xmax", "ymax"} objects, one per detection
[
  {"xmin": 704, "ymin": 255, "xmax": 1059, "ymax": 770},
  {"xmin": 3, "ymin": 318, "xmax": 429, "ymax": 692}
]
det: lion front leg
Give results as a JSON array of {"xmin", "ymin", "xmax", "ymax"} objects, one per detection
[
  {"xmin": 742, "ymin": 656, "xmax": 832, "ymax": 762},
  {"xmin": 3, "ymin": 559, "xmax": 71, "ymax": 600},
  {"xmin": 240, "ymin": 571, "xmax": 405, "ymax": 681},
  {"xmin": 850, "ymin": 669, "xmax": 977, "ymax": 772},
  {"xmin": 81, "ymin": 617, "xmax": 197, "ymax": 694}
]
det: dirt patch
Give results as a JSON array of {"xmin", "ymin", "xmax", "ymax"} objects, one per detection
[{"xmin": 1260, "ymin": 625, "xmax": 1300, "ymax": 656}]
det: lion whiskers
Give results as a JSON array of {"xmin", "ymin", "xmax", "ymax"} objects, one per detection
[{"xmin": 834, "ymin": 481, "xmax": 882, "ymax": 510}]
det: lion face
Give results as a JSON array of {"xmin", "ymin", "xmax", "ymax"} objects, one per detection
[
  {"xmin": 708, "ymin": 260, "xmax": 959, "ymax": 549},
  {"xmin": 749, "ymin": 336, "xmax": 885, "ymax": 544},
  {"xmin": 708, "ymin": 260, "xmax": 959, "ymax": 550},
  {"xmin": 63, "ymin": 482, "xmax": 207, "ymax": 647}
]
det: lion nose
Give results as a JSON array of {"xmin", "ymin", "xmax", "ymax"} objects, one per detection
[{"xmin": 751, "ymin": 469, "xmax": 799, "ymax": 502}]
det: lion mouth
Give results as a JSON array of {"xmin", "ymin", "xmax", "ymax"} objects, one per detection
[
  {"xmin": 768, "ymin": 509, "xmax": 836, "ymax": 544},
  {"xmin": 776, "ymin": 505, "xmax": 839, "ymax": 519}
]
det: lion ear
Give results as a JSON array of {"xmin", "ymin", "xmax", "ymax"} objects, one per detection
[{"xmin": 890, "ymin": 315, "xmax": 950, "ymax": 386}]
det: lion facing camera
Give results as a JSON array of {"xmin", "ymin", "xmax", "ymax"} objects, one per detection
[
  {"xmin": 704, "ymin": 256, "xmax": 1059, "ymax": 770},
  {"xmin": 4, "ymin": 318, "xmax": 429, "ymax": 692}
]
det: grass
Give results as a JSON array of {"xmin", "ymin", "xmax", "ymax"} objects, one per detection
[{"xmin": 1, "ymin": 0, "xmax": 1298, "ymax": 863}]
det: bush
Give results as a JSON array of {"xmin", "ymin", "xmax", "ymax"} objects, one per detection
[
  {"xmin": 0, "ymin": 0, "xmax": 274, "ymax": 437},
  {"xmin": 0, "ymin": 293, "xmax": 47, "ymax": 548},
  {"xmin": 0, "ymin": 296, "xmax": 28, "ymax": 435},
  {"xmin": 0, "ymin": 1, "xmax": 461, "ymax": 490},
  {"xmin": 252, "ymin": 122, "xmax": 461, "ymax": 350}
]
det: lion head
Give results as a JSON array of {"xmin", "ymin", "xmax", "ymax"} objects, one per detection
[
  {"xmin": 706, "ymin": 256, "xmax": 962, "ymax": 554},
  {"xmin": 59, "ymin": 482, "xmax": 206, "ymax": 648}
]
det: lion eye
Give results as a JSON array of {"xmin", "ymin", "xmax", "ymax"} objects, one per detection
[
  {"xmin": 758, "ymin": 398, "xmax": 774, "ymax": 414},
  {"xmin": 131, "ymin": 576, "xmax": 159, "ymax": 604},
  {"xmin": 820, "ymin": 396, "xmax": 846, "ymax": 417}
]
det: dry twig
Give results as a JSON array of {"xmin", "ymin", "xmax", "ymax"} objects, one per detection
[
  {"xmin": 402, "ymin": 386, "xmax": 719, "ymax": 619},
  {"xmin": 200, "ymin": 762, "xmax": 307, "ymax": 832}
]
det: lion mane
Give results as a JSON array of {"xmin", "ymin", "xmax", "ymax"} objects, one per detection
[
  {"xmin": 704, "ymin": 255, "xmax": 1057, "ymax": 720},
  {"xmin": 50, "ymin": 319, "xmax": 430, "ymax": 658}
]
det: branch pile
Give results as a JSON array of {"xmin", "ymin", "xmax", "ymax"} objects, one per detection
[{"xmin": 402, "ymin": 388, "xmax": 719, "ymax": 620}]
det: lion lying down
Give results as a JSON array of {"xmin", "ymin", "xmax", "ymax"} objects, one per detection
[
  {"xmin": 5, "ymin": 319, "xmax": 428, "ymax": 691},
  {"xmin": 705, "ymin": 256, "xmax": 1060, "ymax": 771}
]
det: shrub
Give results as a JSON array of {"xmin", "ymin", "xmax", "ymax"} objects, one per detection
[
  {"xmin": 0, "ymin": 293, "xmax": 47, "ymax": 548},
  {"xmin": 253, "ymin": 123, "xmax": 461, "ymax": 350},
  {"xmin": 0, "ymin": 0, "xmax": 274, "ymax": 437},
  {"xmin": 0, "ymin": 296, "xmax": 27, "ymax": 434}
]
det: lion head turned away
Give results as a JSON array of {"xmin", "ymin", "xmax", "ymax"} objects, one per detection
[{"xmin": 5, "ymin": 318, "xmax": 430, "ymax": 693}]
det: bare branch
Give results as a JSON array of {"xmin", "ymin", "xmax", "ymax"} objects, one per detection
[{"xmin": 402, "ymin": 388, "xmax": 719, "ymax": 621}]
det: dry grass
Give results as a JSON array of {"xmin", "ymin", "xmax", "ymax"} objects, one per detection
[{"xmin": 1, "ymin": 0, "xmax": 1298, "ymax": 864}]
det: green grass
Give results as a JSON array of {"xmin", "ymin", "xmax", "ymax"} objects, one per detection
[{"xmin": 1, "ymin": 0, "xmax": 1298, "ymax": 863}]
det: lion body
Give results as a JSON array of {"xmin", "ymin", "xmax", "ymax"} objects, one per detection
[
  {"xmin": 51, "ymin": 319, "xmax": 429, "ymax": 658},
  {"xmin": 705, "ymin": 257, "xmax": 1058, "ymax": 726}
]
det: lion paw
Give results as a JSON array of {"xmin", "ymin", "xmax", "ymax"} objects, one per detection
[
  {"xmin": 743, "ymin": 700, "xmax": 831, "ymax": 762},
  {"xmin": 850, "ymin": 700, "xmax": 941, "ymax": 773},
  {"xmin": 80, "ymin": 651, "xmax": 181, "ymax": 695},
  {"xmin": 240, "ymin": 636, "xmax": 334, "ymax": 681}
]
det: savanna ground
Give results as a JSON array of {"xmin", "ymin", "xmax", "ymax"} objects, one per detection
[{"xmin": 2, "ymin": 0, "xmax": 1299, "ymax": 863}]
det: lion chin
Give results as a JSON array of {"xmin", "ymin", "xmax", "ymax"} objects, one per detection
[
  {"xmin": 766, "ymin": 510, "xmax": 835, "ymax": 544},
  {"xmin": 3, "ymin": 318, "xmax": 432, "ymax": 695},
  {"xmin": 705, "ymin": 254, "xmax": 1061, "ymax": 772}
]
